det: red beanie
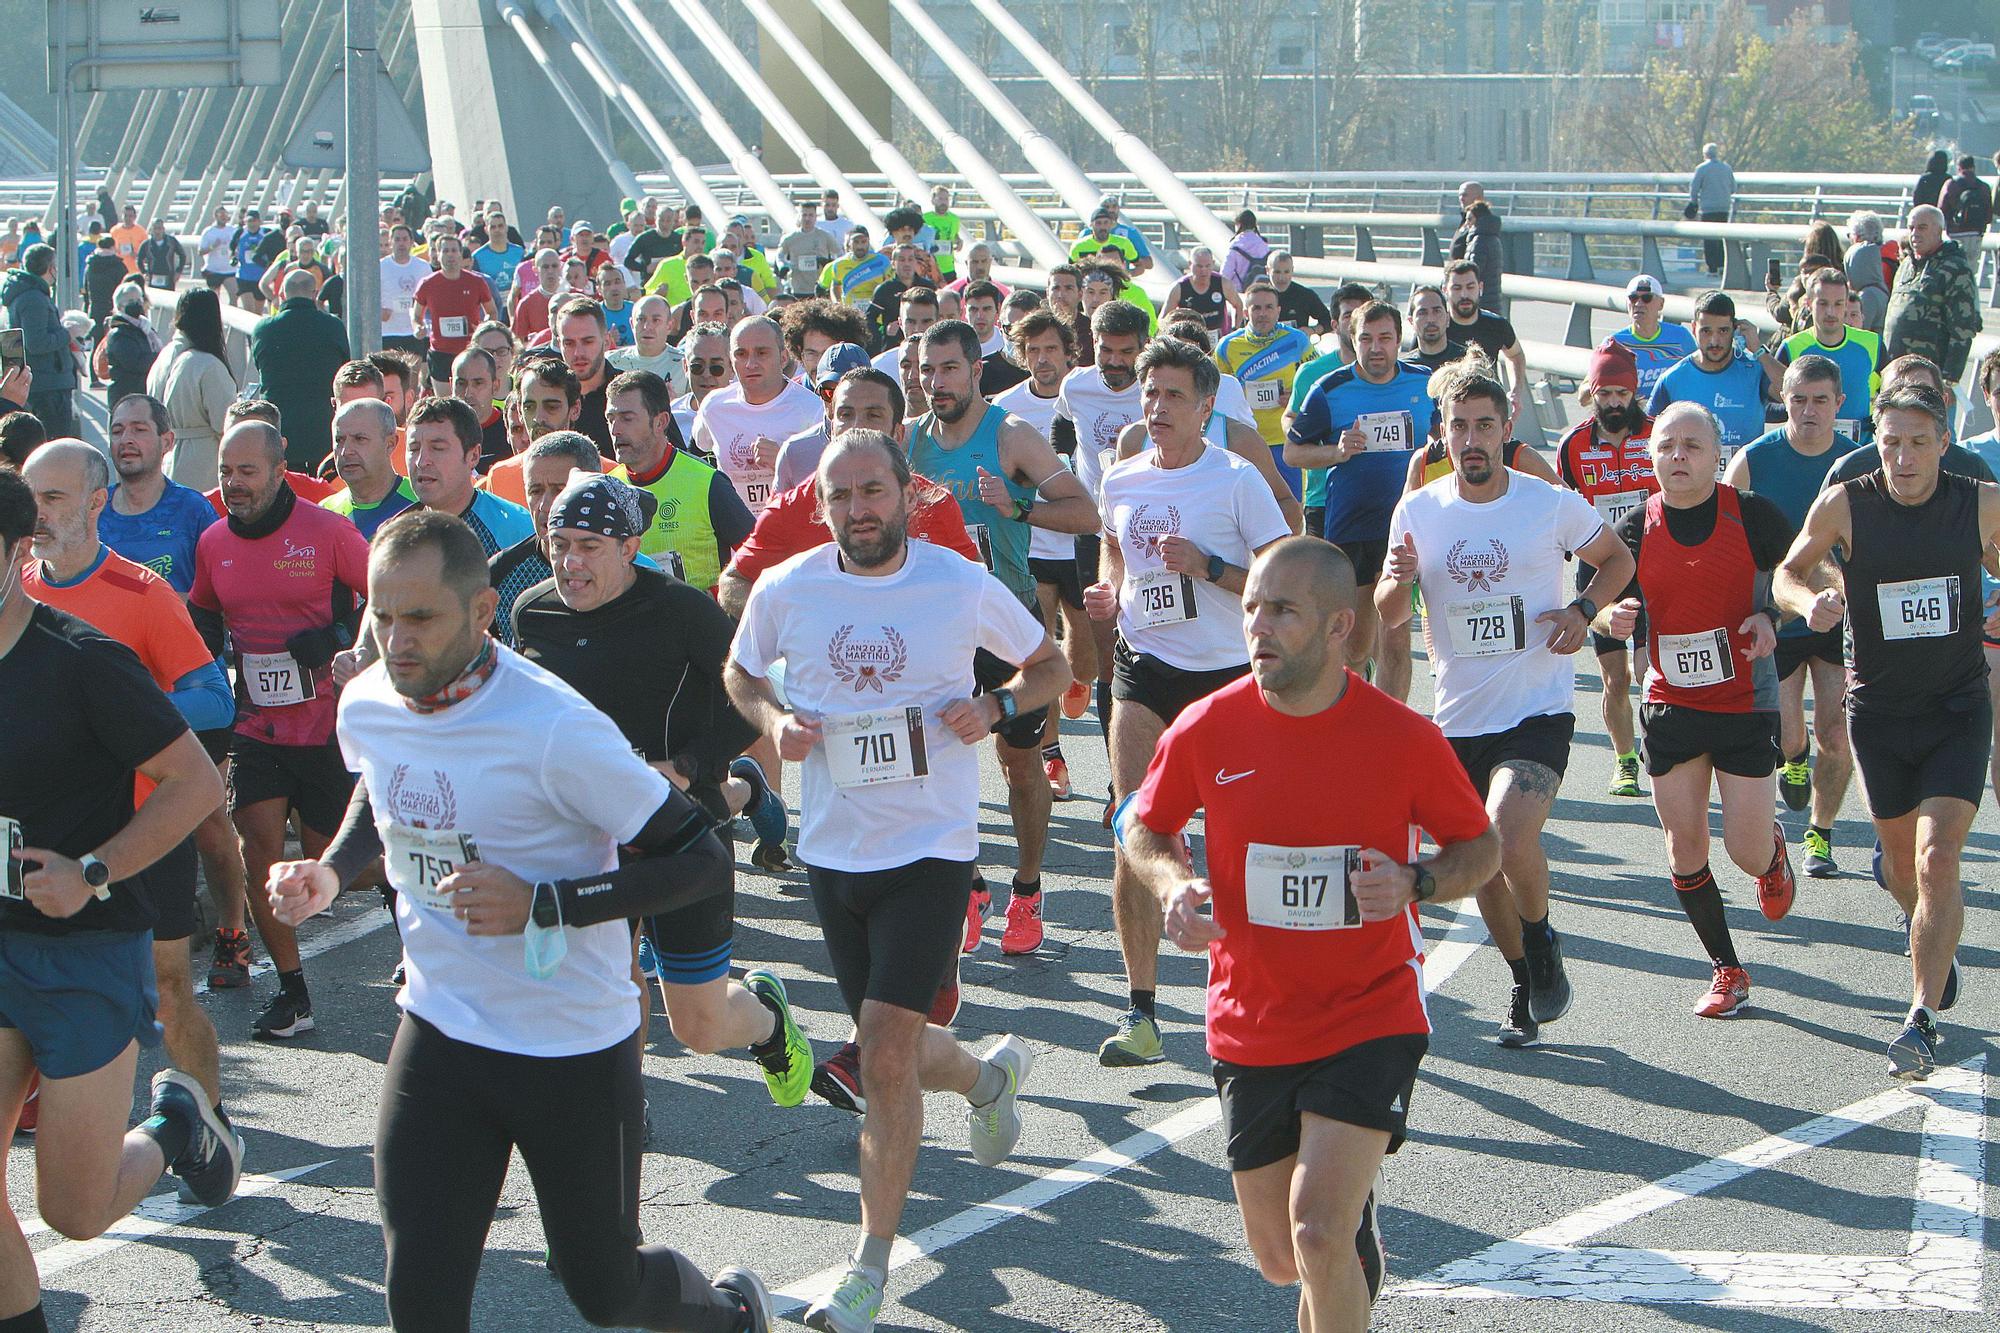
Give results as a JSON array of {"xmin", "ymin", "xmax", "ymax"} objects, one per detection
[{"xmin": 1590, "ymin": 339, "xmax": 1639, "ymax": 392}]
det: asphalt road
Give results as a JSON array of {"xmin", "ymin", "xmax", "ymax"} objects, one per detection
[{"xmin": 10, "ymin": 638, "xmax": 1997, "ymax": 1332}]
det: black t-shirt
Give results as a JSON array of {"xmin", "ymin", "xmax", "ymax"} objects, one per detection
[
  {"xmin": 981, "ymin": 355, "xmax": 1029, "ymax": 397},
  {"xmin": 1445, "ymin": 310, "xmax": 1518, "ymax": 359},
  {"xmin": 318, "ymin": 272, "xmax": 346, "ymax": 320},
  {"xmin": 1404, "ymin": 341, "xmax": 1466, "ymax": 373},
  {"xmin": 869, "ymin": 277, "xmax": 936, "ymax": 340},
  {"xmin": 297, "ymin": 218, "xmax": 331, "ymax": 239},
  {"xmin": 0, "ymin": 605, "xmax": 189, "ymax": 936},
  {"xmin": 1276, "ymin": 282, "xmax": 1332, "ymax": 332},
  {"xmin": 252, "ymin": 229, "xmax": 291, "ymax": 270},
  {"xmin": 513, "ymin": 567, "xmax": 757, "ymax": 792},
  {"xmin": 575, "ymin": 380, "xmax": 684, "ymax": 459},
  {"xmin": 1824, "ymin": 442, "xmax": 1995, "ymax": 487},
  {"xmin": 1612, "ymin": 488, "xmax": 1795, "ymax": 599},
  {"xmin": 623, "ymin": 231, "xmax": 677, "ymax": 279}
]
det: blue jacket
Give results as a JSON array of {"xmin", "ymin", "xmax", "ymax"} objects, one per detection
[{"xmin": 0, "ymin": 268, "xmax": 76, "ymax": 391}]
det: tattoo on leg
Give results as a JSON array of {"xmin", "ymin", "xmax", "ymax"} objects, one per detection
[{"xmin": 1497, "ymin": 760, "xmax": 1562, "ymax": 800}]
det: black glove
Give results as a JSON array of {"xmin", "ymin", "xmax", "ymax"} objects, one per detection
[{"xmin": 284, "ymin": 623, "xmax": 354, "ymax": 671}]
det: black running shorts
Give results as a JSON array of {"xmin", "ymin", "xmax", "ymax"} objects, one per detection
[
  {"xmin": 1029, "ymin": 555, "xmax": 1085, "ymax": 610},
  {"xmin": 1333, "ymin": 537, "xmax": 1389, "ymax": 586},
  {"xmin": 1848, "ymin": 693, "xmax": 1993, "ymax": 819},
  {"xmin": 1446, "ymin": 712, "xmax": 1575, "ymax": 801},
  {"xmin": 146, "ymin": 837, "xmax": 200, "ymax": 944},
  {"xmin": 973, "ymin": 594, "xmax": 1052, "ymax": 749},
  {"xmin": 806, "ymin": 857, "xmax": 972, "ymax": 1019},
  {"xmin": 228, "ymin": 736, "xmax": 355, "ymax": 835},
  {"xmin": 1772, "ymin": 627, "xmax": 1844, "ymax": 682},
  {"xmin": 1111, "ymin": 637, "xmax": 1249, "ymax": 728},
  {"xmin": 1640, "ymin": 704, "xmax": 1781, "ymax": 779},
  {"xmin": 1213, "ymin": 1033, "xmax": 1428, "ymax": 1173}
]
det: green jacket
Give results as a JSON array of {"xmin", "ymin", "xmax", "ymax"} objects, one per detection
[
  {"xmin": 249, "ymin": 297, "xmax": 352, "ymax": 473},
  {"xmin": 1883, "ymin": 238, "xmax": 1980, "ymax": 380}
]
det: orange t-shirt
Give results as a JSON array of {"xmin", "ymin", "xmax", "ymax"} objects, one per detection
[{"xmin": 111, "ymin": 223, "xmax": 147, "ymax": 272}]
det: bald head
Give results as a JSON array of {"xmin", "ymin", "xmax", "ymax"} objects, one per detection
[
  {"xmin": 1650, "ymin": 400, "xmax": 1722, "ymax": 449},
  {"xmin": 23, "ymin": 439, "xmax": 110, "ymax": 498},
  {"xmin": 283, "ymin": 267, "xmax": 319, "ymax": 300},
  {"xmin": 22, "ymin": 440, "xmax": 110, "ymax": 567},
  {"xmin": 334, "ymin": 396, "xmax": 397, "ymax": 440},
  {"xmin": 1256, "ymin": 537, "xmax": 1358, "ymax": 618},
  {"xmin": 222, "ymin": 420, "xmax": 285, "ymax": 467},
  {"xmin": 730, "ymin": 315, "xmax": 786, "ymax": 399},
  {"xmin": 1243, "ymin": 538, "xmax": 1358, "ymax": 700}
]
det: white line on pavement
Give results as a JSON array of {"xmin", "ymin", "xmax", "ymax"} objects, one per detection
[{"xmin": 31, "ymin": 1161, "xmax": 336, "ymax": 1280}]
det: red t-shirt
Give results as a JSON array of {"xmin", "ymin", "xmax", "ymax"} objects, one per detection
[
  {"xmin": 724, "ymin": 474, "xmax": 981, "ymax": 580},
  {"xmin": 1134, "ymin": 672, "xmax": 1491, "ymax": 1066},
  {"xmin": 512, "ymin": 289, "xmax": 552, "ymax": 342},
  {"xmin": 413, "ymin": 270, "xmax": 493, "ymax": 353}
]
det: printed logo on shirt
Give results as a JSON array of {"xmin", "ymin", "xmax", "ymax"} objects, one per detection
[
  {"xmin": 722, "ymin": 434, "xmax": 759, "ymax": 470},
  {"xmin": 1445, "ymin": 538, "xmax": 1510, "ymax": 593},
  {"xmin": 141, "ymin": 554, "xmax": 174, "ymax": 578},
  {"xmin": 1582, "ymin": 461, "xmax": 1654, "ymax": 489},
  {"xmin": 828, "ymin": 625, "xmax": 909, "ymax": 694},
  {"xmin": 1090, "ymin": 413, "xmax": 1128, "ymax": 456},
  {"xmin": 274, "ymin": 536, "xmax": 320, "ymax": 576},
  {"xmin": 385, "ymin": 764, "xmax": 459, "ymax": 829},
  {"xmin": 1125, "ymin": 503, "xmax": 1182, "ymax": 556}
]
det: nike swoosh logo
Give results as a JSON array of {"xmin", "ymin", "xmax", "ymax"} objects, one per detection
[{"xmin": 1215, "ymin": 769, "xmax": 1256, "ymax": 785}]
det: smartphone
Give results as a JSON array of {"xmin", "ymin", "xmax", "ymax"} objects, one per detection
[
  {"xmin": 1765, "ymin": 257, "xmax": 1782, "ymax": 288},
  {"xmin": 0, "ymin": 328, "xmax": 23, "ymax": 375}
]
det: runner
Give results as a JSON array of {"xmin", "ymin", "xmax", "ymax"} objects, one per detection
[
  {"xmin": 725, "ymin": 430, "xmax": 1061, "ymax": 1332},
  {"xmin": 673, "ymin": 323, "xmax": 734, "ymax": 451},
  {"xmin": 268, "ymin": 510, "xmax": 775, "ymax": 1332},
  {"xmin": 1403, "ymin": 285, "xmax": 1464, "ymax": 374},
  {"xmin": 1162, "ymin": 247, "xmax": 1242, "ymax": 334},
  {"xmin": 1554, "ymin": 341, "xmax": 1658, "ymax": 797},
  {"xmin": 606, "ymin": 370, "xmax": 755, "ymax": 593},
  {"xmin": 1775, "ymin": 382, "xmax": 2000, "ymax": 1077},
  {"xmin": 1125, "ymin": 537, "xmax": 1498, "ymax": 1330},
  {"xmin": 406, "ymin": 397, "xmax": 534, "ymax": 558},
  {"xmin": 1285, "ymin": 300, "xmax": 1439, "ymax": 703},
  {"xmin": 1647, "ymin": 291, "xmax": 1782, "ymax": 463},
  {"xmin": 190, "ymin": 420, "xmax": 372, "ymax": 1039},
  {"xmin": 694, "ymin": 317, "xmax": 824, "ymax": 517},
  {"xmin": 1599, "ymin": 403, "xmax": 1799, "ymax": 1017},
  {"xmin": 1611, "ymin": 275, "xmax": 1698, "ymax": 400},
  {"xmin": 777, "ymin": 358, "xmax": 898, "ymax": 496},
  {"xmin": 908, "ymin": 320, "xmax": 1099, "ymax": 957},
  {"xmin": 0, "ymin": 467, "xmax": 240, "ymax": 1327},
  {"xmin": 1085, "ymin": 338, "xmax": 1293, "ymax": 1066},
  {"xmin": 1775, "ymin": 269, "xmax": 1883, "ymax": 443},
  {"xmin": 1960, "ymin": 347, "xmax": 2000, "ymax": 806},
  {"xmin": 321, "ymin": 398, "xmax": 420, "ymax": 540},
  {"xmin": 1726, "ymin": 355, "xmax": 1859, "ymax": 875},
  {"xmin": 1267, "ymin": 250, "xmax": 1333, "ymax": 336},
  {"xmin": 1379, "ymin": 361, "xmax": 1634, "ymax": 1048},
  {"xmin": 1217, "ymin": 281, "xmax": 1315, "ymax": 502},
  {"xmin": 1285, "ymin": 283, "xmax": 1381, "ymax": 538},
  {"xmin": 1441, "ymin": 260, "xmax": 1528, "ymax": 414}
]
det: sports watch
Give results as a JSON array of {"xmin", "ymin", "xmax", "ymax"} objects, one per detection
[
  {"xmin": 1206, "ymin": 554, "xmax": 1226, "ymax": 583},
  {"xmin": 79, "ymin": 854, "xmax": 111, "ymax": 901},
  {"xmin": 1569, "ymin": 596, "xmax": 1599, "ymax": 625},
  {"xmin": 1410, "ymin": 862, "xmax": 1437, "ymax": 904},
  {"xmin": 988, "ymin": 688, "xmax": 1019, "ymax": 732}
]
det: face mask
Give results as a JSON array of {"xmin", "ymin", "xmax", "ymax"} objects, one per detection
[{"xmin": 524, "ymin": 917, "xmax": 568, "ymax": 980}]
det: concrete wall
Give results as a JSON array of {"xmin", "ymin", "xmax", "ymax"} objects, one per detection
[{"xmin": 757, "ymin": 0, "xmax": 893, "ymax": 176}]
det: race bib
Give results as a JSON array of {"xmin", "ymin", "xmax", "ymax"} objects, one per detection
[
  {"xmin": 1244, "ymin": 843, "xmax": 1361, "ymax": 931},
  {"xmin": 732, "ymin": 468, "xmax": 776, "ymax": 513},
  {"xmin": 966, "ymin": 523, "xmax": 995, "ymax": 570},
  {"xmin": 148, "ymin": 274, "xmax": 173, "ymax": 290},
  {"xmin": 1, "ymin": 815, "xmax": 22, "ymax": 901},
  {"xmin": 1593, "ymin": 490, "xmax": 1648, "ymax": 529},
  {"xmin": 1355, "ymin": 410, "xmax": 1414, "ymax": 452},
  {"xmin": 824, "ymin": 707, "xmax": 930, "ymax": 788},
  {"xmin": 385, "ymin": 823, "xmax": 480, "ymax": 911},
  {"xmin": 1877, "ymin": 576, "xmax": 1959, "ymax": 640},
  {"xmin": 1713, "ymin": 445, "xmax": 1734, "ymax": 482},
  {"xmin": 1835, "ymin": 418, "xmax": 1863, "ymax": 440},
  {"xmin": 1248, "ymin": 378, "xmax": 1284, "ymax": 411},
  {"xmin": 241, "ymin": 650, "xmax": 314, "ymax": 707},
  {"xmin": 1443, "ymin": 596, "xmax": 1527, "ymax": 657},
  {"xmin": 438, "ymin": 315, "xmax": 468, "ymax": 340},
  {"xmin": 1656, "ymin": 628, "xmax": 1735, "ymax": 688},
  {"xmin": 1128, "ymin": 566, "xmax": 1199, "ymax": 629}
]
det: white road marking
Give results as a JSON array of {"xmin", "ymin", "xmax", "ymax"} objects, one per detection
[
  {"xmin": 30, "ymin": 1161, "xmax": 336, "ymax": 1279},
  {"xmin": 773, "ymin": 897, "xmax": 1490, "ymax": 1315},
  {"xmin": 1398, "ymin": 1056, "xmax": 1990, "ymax": 1311}
]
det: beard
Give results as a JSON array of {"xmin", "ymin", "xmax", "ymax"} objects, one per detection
[
  {"xmin": 836, "ymin": 510, "xmax": 909, "ymax": 569},
  {"xmin": 1594, "ymin": 400, "xmax": 1645, "ymax": 435}
]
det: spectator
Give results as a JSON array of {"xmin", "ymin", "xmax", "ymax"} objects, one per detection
[
  {"xmin": 0, "ymin": 407, "xmax": 44, "ymax": 470},
  {"xmin": 1221, "ymin": 209, "xmax": 1271, "ymax": 288},
  {"xmin": 0, "ymin": 243, "xmax": 78, "ymax": 438},
  {"xmin": 145, "ymin": 285, "xmax": 238, "ymax": 488},
  {"xmin": 1688, "ymin": 143, "xmax": 1736, "ymax": 275},
  {"xmin": 1915, "ymin": 149, "xmax": 1952, "ymax": 210},
  {"xmin": 1844, "ymin": 211, "xmax": 1891, "ymax": 334},
  {"xmin": 250, "ymin": 267, "xmax": 353, "ymax": 473},
  {"xmin": 1939, "ymin": 154, "xmax": 1994, "ymax": 264},
  {"xmin": 1451, "ymin": 181, "xmax": 1505, "ymax": 300},
  {"xmin": 1765, "ymin": 221, "xmax": 1845, "ymax": 336},
  {"xmin": 98, "ymin": 283, "xmax": 162, "ymax": 411},
  {"xmin": 1884, "ymin": 203, "xmax": 1980, "ymax": 381}
]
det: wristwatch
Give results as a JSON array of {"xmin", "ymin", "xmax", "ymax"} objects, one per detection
[
  {"xmin": 1206, "ymin": 554, "xmax": 1226, "ymax": 583},
  {"xmin": 1410, "ymin": 861, "xmax": 1437, "ymax": 904},
  {"xmin": 1569, "ymin": 596, "xmax": 1599, "ymax": 624},
  {"xmin": 1011, "ymin": 495, "xmax": 1036, "ymax": 522},
  {"xmin": 988, "ymin": 688, "xmax": 1019, "ymax": 732},
  {"xmin": 79, "ymin": 854, "xmax": 111, "ymax": 902},
  {"xmin": 531, "ymin": 881, "xmax": 561, "ymax": 930}
]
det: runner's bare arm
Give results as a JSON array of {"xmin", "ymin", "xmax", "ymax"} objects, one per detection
[
  {"xmin": 1349, "ymin": 826, "xmax": 1502, "ymax": 922},
  {"xmin": 1776, "ymin": 487, "xmax": 1852, "ymax": 627},
  {"xmin": 998, "ymin": 419, "xmax": 1098, "ymax": 534},
  {"xmin": 1721, "ymin": 445, "xmax": 1753, "ymax": 489},
  {"xmin": 1511, "ymin": 441, "xmax": 1560, "ymax": 486}
]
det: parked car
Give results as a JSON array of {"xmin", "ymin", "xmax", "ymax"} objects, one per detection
[{"xmin": 1916, "ymin": 34, "xmax": 1961, "ymax": 60}]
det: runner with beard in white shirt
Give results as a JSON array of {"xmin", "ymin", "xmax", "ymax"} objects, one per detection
[
  {"xmin": 1378, "ymin": 362, "xmax": 1634, "ymax": 1050},
  {"xmin": 268, "ymin": 510, "xmax": 774, "ymax": 1333},
  {"xmin": 725, "ymin": 430, "xmax": 1067, "ymax": 1333},
  {"xmin": 693, "ymin": 318, "xmax": 824, "ymax": 517},
  {"xmin": 1085, "ymin": 338, "xmax": 1293, "ymax": 1069}
]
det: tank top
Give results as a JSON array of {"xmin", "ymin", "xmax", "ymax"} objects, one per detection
[
  {"xmin": 909, "ymin": 403, "xmax": 1036, "ymax": 599},
  {"xmin": 1842, "ymin": 470, "xmax": 1987, "ymax": 717},
  {"xmin": 1173, "ymin": 275, "xmax": 1228, "ymax": 332},
  {"xmin": 1639, "ymin": 488, "xmax": 1762, "ymax": 713}
]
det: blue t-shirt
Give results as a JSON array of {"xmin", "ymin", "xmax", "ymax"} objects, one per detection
[
  {"xmin": 470, "ymin": 242, "xmax": 526, "ymax": 301},
  {"xmin": 1960, "ymin": 430, "xmax": 2000, "ymax": 611},
  {"xmin": 1611, "ymin": 324, "xmax": 1698, "ymax": 400},
  {"xmin": 459, "ymin": 490, "xmax": 535, "ymax": 559},
  {"xmin": 98, "ymin": 480, "xmax": 220, "ymax": 596},
  {"xmin": 1647, "ymin": 353, "xmax": 1769, "ymax": 452},
  {"xmin": 1111, "ymin": 221, "xmax": 1153, "ymax": 261},
  {"xmin": 1738, "ymin": 427, "xmax": 1858, "ymax": 638},
  {"xmin": 1287, "ymin": 362, "xmax": 1440, "ymax": 542},
  {"xmin": 602, "ymin": 300, "xmax": 634, "ymax": 349}
]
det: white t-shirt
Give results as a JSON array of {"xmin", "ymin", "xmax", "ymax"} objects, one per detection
[
  {"xmin": 1212, "ymin": 373, "xmax": 1257, "ymax": 433},
  {"xmin": 336, "ymin": 650, "xmax": 673, "ymax": 1057},
  {"xmin": 1100, "ymin": 445, "xmax": 1292, "ymax": 671},
  {"xmin": 1387, "ymin": 473, "xmax": 1607, "ymax": 737},
  {"xmin": 671, "ymin": 392, "xmax": 701, "ymax": 454},
  {"xmin": 380, "ymin": 256, "xmax": 433, "ymax": 337},
  {"xmin": 607, "ymin": 231, "xmax": 635, "ymax": 266},
  {"xmin": 979, "ymin": 327, "xmax": 1008, "ymax": 359},
  {"xmin": 731, "ymin": 542, "xmax": 1045, "ymax": 871},
  {"xmin": 199, "ymin": 225, "xmax": 234, "ymax": 275},
  {"xmin": 871, "ymin": 345, "xmax": 913, "ymax": 383},
  {"xmin": 994, "ymin": 381, "xmax": 1074, "ymax": 562},
  {"xmin": 1056, "ymin": 366, "xmax": 1143, "ymax": 505},
  {"xmin": 693, "ymin": 378, "xmax": 826, "ymax": 513},
  {"xmin": 819, "ymin": 214, "xmax": 857, "ymax": 244},
  {"xmin": 607, "ymin": 343, "xmax": 689, "ymax": 398}
]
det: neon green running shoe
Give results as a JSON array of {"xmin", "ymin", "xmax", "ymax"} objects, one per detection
[
  {"xmin": 1097, "ymin": 1008, "xmax": 1165, "ymax": 1067},
  {"xmin": 1608, "ymin": 754, "xmax": 1643, "ymax": 798},
  {"xmin": 744, "ymin": 969, "xmax": 812, "ymax": 1108}
]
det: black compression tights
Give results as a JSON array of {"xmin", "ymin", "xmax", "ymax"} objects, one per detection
[{"xmin": 376, "ymin": 1012, "xmax": 746, "ymax": 1333}]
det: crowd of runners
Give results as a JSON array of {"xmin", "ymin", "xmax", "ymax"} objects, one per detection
[{"xmin": 0, "ymin": 175, "xmax": 1994, "ymax": 1333}]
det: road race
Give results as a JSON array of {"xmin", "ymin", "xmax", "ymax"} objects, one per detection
[{"xmin": 0, "ymin": 3, "xmax": 1998, "ymax": 1331}]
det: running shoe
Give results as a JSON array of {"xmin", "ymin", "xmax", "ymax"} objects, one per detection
[
  {"xmin": 1802, "ymin": 828, "xmax": 1838, "ymax": 879},
  {"xmin": 1756, "ymin": 822, "xmax": 1796, "ymax": 921},
  {"xmin": 1060, "ymin": 678, "xmax": 1090, "ymax": 720},
  {"xmin": 1607, "ymin": 755, "xmax": 1643, "ymax": 798},
  {"xmin": 150, "ymin": 1069, "xmax": 244, "ymax": 1207},
  {"xmin": 744, "ymin": 969, "xmax": 812, "ymax": 1108},
  {"xmin": 714, "ymin": 1266, "xmax": 774, "ymax": 1333},
  {"xmin": 1887, "ymin": 1010, "xmax": 1940, "ymax": 1080},
  {"xmin": 1693, "ymin": 964, "xmax": 1751, "ymax": 1018},
  {"xmin": 207, "ymin": 927, "xmax": 252, "ymax": 990},
  {"xmin": 1045, "ymin": 754, "xmax": 1072, "ymax": 799},
  {"xmin": 1356, "ymin": 1179, "xmax": 1386, "ymax": 1302},
  {"xmin": 731, "ymin": 756, "xmax": 790, "ymax": 853},
  {"xmin": 967, "ymin": 1034, "xmax": 1034, "ymax": 1167},
  {"xmin": 963, "ymin": 880, "xmax": 990, "ymax": 954},
  {"xmin": 804, "ymin": 1263, "xmax": 884, "ymax": 1333},
  {"xmin": 1523, "ymin": 932, "xmax": 1572, "ymax": 1025},
  {"xmin": 1495, "ymin": 984, "xmax": 1539, "ymax": 1048},
  {"xmin": 1097, "ymin": 1008, "xmax": 1165, "ymax": 1066},
  {"xmin": 637, "ymin": 932, "xmax": 664, "ymax": 981},
  {"xmin": 929, "ymin": 964, "xmax": 961, "ymax": 1027},
  {"xmin": 1779, "ymin": 742, "xmax": 1812, "ymax": 812},
  {"xmin": 390, "ymin": 961, "xmax": 407, "ymax": 987},
  {"xmin": 749, "ymin": 840, "xmax": 793, "ymax": 873},
  {"xmin": 14, "ymin": 1072, "xmax": 37, "ymax": 1135},
  {"xmin": 812, "ymin": 1042, "xmax": 866, "ymax": 1114},
  {"xmin": 251, "ymin": 988, "xmax": 314, "ymax": 1039},
  {"xmin": 1000, "ymin": 890, "xmax": 1045, "ymax": 955}
]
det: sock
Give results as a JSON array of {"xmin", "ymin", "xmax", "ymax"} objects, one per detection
[
  {"xmin": 0, "ymin": 1305, "xmax": 49, "ymax": 1333},
  {"xmin": 1617, "ymin": 749, "xmax": 1638, "ymax": 764},
  {"xmin": 1786, "ymin": 747, "xmax": 1808, "ymax": 765},
  {"xmin": 1011, "ymin": 877, "xmax": 1040, "ymax": 899},
  {"xmin": 853, "ymin": 1232, "xmax": 893, "ymax": 1279},
  {"xmin": 1095, "ymin": 679, "xmax": 1113, "ymax": 742},
  {"xmin": 1671, "ymin": 866, "xmax": 1740, "ymax": 969},
  {"xmin": 278, "ymin": 968, "xmax": 308, "ymax": 1000},
  {"xmin": 1041, "ymin": 743, "xmax": 1062, "ymax": 762},
  {"xmin": 1129, "ymin": 988, "xmax": 1156, "ymax": 1018},
  {"xmin": 968, "ymin": 1057, "xmax": 1007, "ymax": 1107},
  {"xmin": 1810, "ymin": 824, "xmax": 1833, "ymax": 847},
  {"xmin": 746, "ymin": 987, "xmax": 785, "ymax": 1054},
  {"xmin": 138, "ymin": 1107, "xmax": 193, "ymax": 1170},
  {"xmin": 1506, "ymin": 955, "xmax": 1531, "ymax": 988},
  {"xmin": 1763, "ymin": 836, "xmax": 1785, "ymax": 877},
  {"xmin": 1519, "ymin": 914, "xmax": 1555, "ymax": 950},
  {"xmin": 1911, "ymin": 1005, "xmax": 1936, "ymax": 1029}
]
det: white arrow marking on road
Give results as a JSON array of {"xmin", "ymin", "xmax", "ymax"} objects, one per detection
[
  {"xmin": 30, "ymin": 1160, "xmax": 338, "ymax": 1279},
  {"xmin": 772, "ymin": 897, "xmax": 1490, "ymax": 1315},
  {"xmin": 1398, "ymin": 1056, "xmax": 1989, "ymax": 1311}
]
